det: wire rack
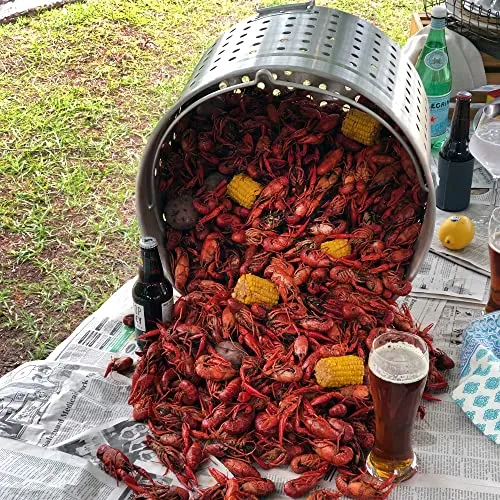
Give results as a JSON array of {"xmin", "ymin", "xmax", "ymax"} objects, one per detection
[{"xmin": 424, "ymin": 0, "xmax": 500, "ymax": 57}]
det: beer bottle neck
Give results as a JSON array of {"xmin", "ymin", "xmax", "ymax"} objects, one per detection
[
  {"xmin": 449, "ymin": 99, "xmax": 470, "ymax": 142},
  {"xmin": 139, "ymin": 247, "xmax": 164, "ymax": 283},
  {"xmin": 441, "ymin": 98, "xmax": 472, "ymax": 160}
]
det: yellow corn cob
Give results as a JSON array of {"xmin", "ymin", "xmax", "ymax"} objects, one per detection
[
  {"xmin": 232, "ymin": 274, "xmax": 279, "ymax": 306},
  {"xmin": 321, "ymin": 239, "xmax": 352, "ymax": 258},
  {"xmin": 315, "ymin": 355, "xmax": 364, "ymax": 387},
  {"xmin": 227, "ymin": 173, "xmax": 263, "ymax": 209},
  {"xmin": 341, "ymin": 109, "xmax": 381, "ymax": 146}
]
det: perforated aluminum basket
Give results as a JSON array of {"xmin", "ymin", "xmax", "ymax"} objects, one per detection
[{"xmin": 137, "ymin": 1, "xmax": 435, "ymax": 282}]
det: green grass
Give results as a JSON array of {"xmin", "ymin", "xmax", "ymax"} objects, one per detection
[{"xmin": 0, "ymin": 0, "xmax": 420, "ymax": 371}]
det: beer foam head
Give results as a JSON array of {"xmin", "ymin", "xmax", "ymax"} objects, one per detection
[{"xmin": 369, "ymin": 341, "xmax": 428, "ymax": 384}]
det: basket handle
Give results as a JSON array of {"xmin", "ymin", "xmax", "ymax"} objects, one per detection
[{"xmin": 256, "ymin": 0, "xmax": 315, "ymax": 17}]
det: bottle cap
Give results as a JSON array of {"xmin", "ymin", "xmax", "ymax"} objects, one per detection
[
  {"xmin": 431, "ymin": 5, "xmax": 447, "ymax": 18},
  {"xmin": 456, "ymin": 91, "xmax": 472, "ymax": 101},
  {"xmin": 140, "ymin": 236, "xmax": 158, "ymax": 250}
]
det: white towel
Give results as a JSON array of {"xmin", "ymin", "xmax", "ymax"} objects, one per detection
[{"xmin": 402, "ymin": 26, "xmax": 487, "ymax": 94}]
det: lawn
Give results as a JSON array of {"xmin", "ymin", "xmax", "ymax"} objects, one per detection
[{"xmin": 0, "ymin": 0, "xmax": 420, "ymax": 376}]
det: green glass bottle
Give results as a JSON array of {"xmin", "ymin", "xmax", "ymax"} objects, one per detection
[{"xmin": 415, "ymin": 5, "xmax": 452, "ymax": 149}]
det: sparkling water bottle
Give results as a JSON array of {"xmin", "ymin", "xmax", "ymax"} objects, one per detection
[{"xmin": 415, "ymin": 5, "xmax": 452, "ymax": 149}]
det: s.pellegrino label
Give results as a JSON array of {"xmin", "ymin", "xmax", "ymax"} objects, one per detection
[
  {"xmin": 429, "ymin": 93, "xmax": 451, "ymax": 138},
  {"xmin": 424, "ymin": 49, "xmax": 448, "ymax": 71}
]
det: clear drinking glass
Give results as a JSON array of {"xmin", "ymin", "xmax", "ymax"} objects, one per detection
[
  {"xmin": 470, "ymin": 98, "xmax": 500, "ymax": 180},
  {"xmin": 366, "ymin": 331, "xmax": 429, "ymax": 482},
  {"xmin": 486, "ymin": 207, "xmax": 500, "ymax": 313}
]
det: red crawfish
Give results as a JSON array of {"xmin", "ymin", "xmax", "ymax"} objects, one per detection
[
  {"xmin": 335, "ymin": 474, "xmax": 396, "ymax": 499},
  {"xmin": 96, "ymin": 444, "xmax": 190, "ymax": 499},
  {"xmin": 254, "ymin": 410, "xmax": 279, "ymax": 436},
  {"xmin": 312, "ymin": 440, "xmax": 354, "ymax": 466},
  {"xmin": 209, "ymin": 467, "xmax": 275, "ymax": 496},
  {"xmin": 222, "ymin": 458, "xmax": 261, "ymax": 478},
  {"xmin": 195, "ymin": 354, "xmax": 238, "ymax": 381},
  {"xmin": 290, "ymin": 453, "xmax": 325, "ymax": 474},
  {"xmin": 97, "ymin": 444, "xmax": 154, "ymax": 486},
  {"xmin": 284, "ymin": 464, "xmax": 329, "ymax": 498},
  {"xmin": 306, "ymin": 491, "xmax": 338, "ymax": 500},
  {"xmin": 104, "ymin": 356, "xmax": 134, "ymax": 377},
  {"xmin": 185, "ymin": 442, "xmax": 204, "ymax": 472},
  {"xmin": 219, "ymin": 403, "xmax": 255, "ymax": 435},
  {"xmin": 172, "ymin": 247, "xmax": 189, "ymax": 292},
  {"xmin": 145, "ymin": 435, "xmax": 198, "ymax": 489}
]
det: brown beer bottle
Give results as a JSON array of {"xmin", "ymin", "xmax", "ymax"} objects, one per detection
[
  {"xmin": 132, "ymin": 237, "xmax": 173, "ymax": 346},
  {"xmin": 435, "ymin": 91, "xmax": 474, "ymax": 212}
]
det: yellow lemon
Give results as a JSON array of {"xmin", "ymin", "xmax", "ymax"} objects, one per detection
[{"xmin": 438, "ymin": 215, "xmax": 475, "ymax": 250}]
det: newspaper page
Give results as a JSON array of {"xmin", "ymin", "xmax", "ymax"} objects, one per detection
[
  {"xmin": 430, "ymin": 204, "xmax": 493, "ymax": 275},
  {"xmin": 397, "ymin": 299, "xmax": 500, "ymax": 499},
  {"xmin": 429, "ymin": 156, "xmax": 497, "ymax": 275},
  {"xmin": 0, "ymin": 361, "xmax": 131, "ymax": 447},
  {"xmin": 47, "ymin": 279, "xmax": 181, "ymax": 370},
  {"xmin": 400, "ymin": 296, "xmax": 447, "ymax": 330},
  {"xmin": 0, "ymin": 436, "xmax": 128, "ymax": 500},
  {"xmin": 54, "ymin": 418, "xmax": 232, "ymax": 496},
  {"xmin": 47, "ymin": 279, "xmax": 139, "ymax": 369},
  {"xmin": 411, "ymin": 252, "xmax": 489, "ymax": 304}
]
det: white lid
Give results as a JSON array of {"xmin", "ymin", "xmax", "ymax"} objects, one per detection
[{"xmin": 431, "ymin": 5, "xmax": 447, "ymax": 18}]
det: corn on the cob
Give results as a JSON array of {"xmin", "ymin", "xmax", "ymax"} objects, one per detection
[
  {"xmin": 341, "ymin": 109, "xmax": 381, "ymax": 146},
  {"xmin": 227, "ymin": 173, "xmax": 263, "ymax": 209},
  {"xmin": 321, "ymin": 239, "xmax": 352, "ymax": 258},
  {"xmin": 232, "ymin": 274, "xmax": 279, "ymax": 306},
  {"xmin": 315, "ymin": 355, "xmax": 364, "ymax": 387}
]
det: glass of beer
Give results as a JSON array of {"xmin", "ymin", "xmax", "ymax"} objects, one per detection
[
  {"xmin": 486, "ymin": 207, "xmax": 500, "ymax": 313},
  {"xmin": 366, "ymin": 331, "xmax": 429, "ymax": 482}
]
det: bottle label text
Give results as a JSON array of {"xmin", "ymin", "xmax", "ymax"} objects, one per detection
[
  {"xmin": 133, "ymin": 302, "xmax": 146, "ymax": 333},
  {"xmin": 424, "ymin": 49, "xmax": 448, "ymax": 71},
  {"xmin": 429, "ymin": 93, "xmax": 451, "ymax": 138}
]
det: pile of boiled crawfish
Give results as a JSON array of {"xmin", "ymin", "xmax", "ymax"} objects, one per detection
[{"xmin": 99, "ymin": 90, "xmax": 454, "ymax": 500}]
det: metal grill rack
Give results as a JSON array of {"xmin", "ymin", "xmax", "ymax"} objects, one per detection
[{"xmin": 424, "ymin": 0, "xmax": 500, "ymax": 58}]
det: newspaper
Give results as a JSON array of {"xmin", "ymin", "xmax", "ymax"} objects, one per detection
[
  {"xmin": 410, "ymin": 252, "xmax": 489, "ymax": 304},
  {"xmin": 47, "ymin": 278, "xmax": 180, "ymax": 370},
  {"xmin": 430, "ymin": 204, "xmax": 493, "ymax": 276},
  {"xmin": 0, "ymin": 436, "xmax": 128, "ymax": 500},
  {"xmin": 0, "ymin": 361, "xmax": 132, "ymax": 447},
  {"xmin": 429, "ymin": 157, "xmax": 498, "ymax": 275},
  {"xmin": 54, "ymin": 417, "xmax": 232, "ymax": 495},
  {"xmin": 47, "ymin": 279, "xmax": 138, "ymax": 369},
  {"xmin": 400, "ymin": 296, "xmax": 447, "ymax": 330},
  {"xmin": 392, "ymin": 298, "xmax": 500, "ymax": 500}
]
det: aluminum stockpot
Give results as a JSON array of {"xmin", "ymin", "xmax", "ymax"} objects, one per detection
[{"xmin": 137, "ymin": 1, "xmax": 435, "ymax": 284}]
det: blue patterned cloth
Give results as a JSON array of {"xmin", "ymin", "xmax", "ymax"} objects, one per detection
[{"xmin": 451, "ymin": 311, "xmax": 500, "ymax": 445}]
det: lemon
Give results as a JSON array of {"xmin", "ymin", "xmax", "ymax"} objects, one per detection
[{"xmin": 438, "ymin": 215, "xmax": 475, "ymax": 250}]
